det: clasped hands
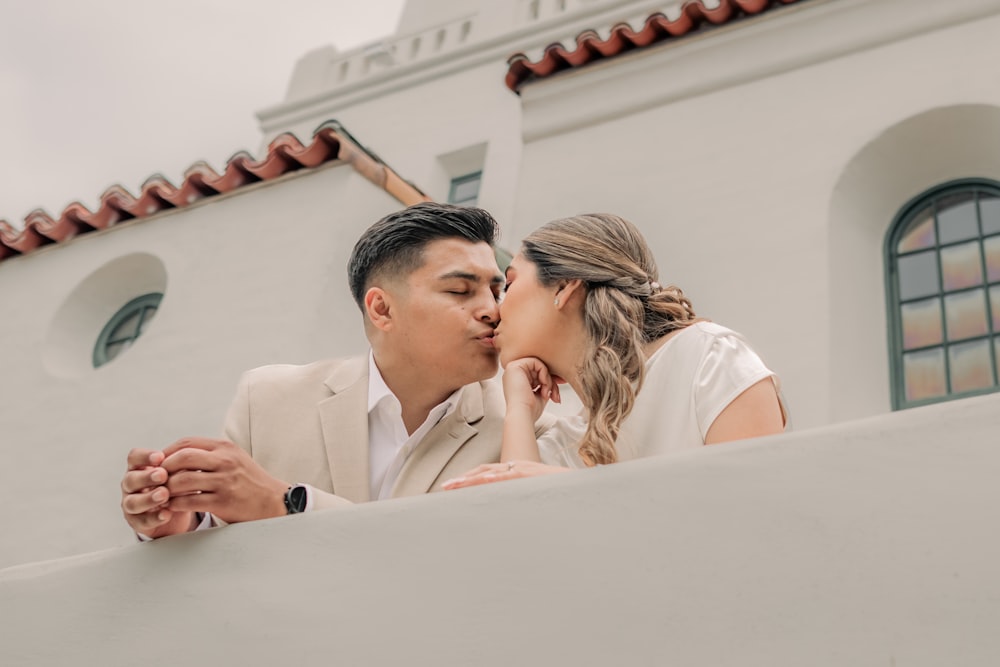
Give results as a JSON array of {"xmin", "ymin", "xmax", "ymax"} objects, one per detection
[{"xmin": 120, "ymin": 437, "xmax": 289, "ymax": 539}]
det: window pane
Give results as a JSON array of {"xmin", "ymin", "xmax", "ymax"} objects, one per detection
[
  {"xmin": 93, "ymin": 293, "xmax": 163, "ymax": 368},
  {"xmin": 900, "ymin": 297, "xmax": 942, "ymax": 350},
  {"xmin": 991, "ymin": 285, "xmax": 1000, "ymax": 331},
  {"xmin": 981, "ymin": 194, "xmax": 1000, "ymax": 236},
  {"xmin": 903, "ymin": 348, "xmax": 947, "ymax": 401},
  {"xmin": 948, "ymin": 339, "xmax": 994, "ymax": 393},
  {"xmin": 897, "ymin": 250, "xmax": 939, "ymax": 301},
  {"xmin": 940, "ymin": 241, "xmax": 984, "ymax": 291},
  {"xmin": 452, "ymin": 180, "xmax": 479, "ymax": 203},
  {"xmin": 107, "ymin": 311, "xmax": 142, "ymax": 343},
  {"xmin": 985, "ymin": 235, "xmax": 1000, "ymax": 283},
  {"xmin": 449, "ymin": 173, "xmax": 481, "ymax": 205},
  {"xmin": 937, "ymin": 192, "xmax": 979, "ymax": 244},
  {"xmin": 104, "ymin": 340, "xmax": 132, "ymax": 363},
  {"xmin": 897, "ymin": 207, "xmax": 935, "ymax": 253},
  {"xmin": 944, "ymin": 289, "xmax": 988, "ymax": 341},
  {"xmin": 137, "ymin": 306, "xmax": 158, "ymax": 335}
]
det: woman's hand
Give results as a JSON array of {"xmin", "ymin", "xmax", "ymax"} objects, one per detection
[
  {"xmin": 502, "ymin": 357, "xmax": 562, "ymax": 423},
  {"xmin": 441, "ymin": 460, "xmax": 570, "ymax": 490}
]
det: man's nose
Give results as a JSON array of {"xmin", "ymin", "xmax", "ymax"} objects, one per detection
[{"xmin": 478, "ymin": 293, "xmax": 500, "ymax": 324}]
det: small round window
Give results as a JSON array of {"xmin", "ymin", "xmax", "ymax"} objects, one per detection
[{"xmin": 93, "ymin": 293, "xmax": 163, "ymax": 368}]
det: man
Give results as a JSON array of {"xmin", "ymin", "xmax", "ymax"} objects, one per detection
[{"xmin": 121, "ymin": 202, "xmax": 542, "ymax": 539}]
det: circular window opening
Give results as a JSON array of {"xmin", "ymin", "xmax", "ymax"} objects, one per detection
[
  {"xmin": 43, "ymin": 252, "xmax": 167, "ymax": 378},
  {"xmin": 93, "ymin": 293, "xmax": 163, "ymax": 368}
]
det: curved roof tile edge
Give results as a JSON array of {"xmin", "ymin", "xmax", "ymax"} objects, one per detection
[
  {"xmin": 505, "ymin": 0, "xmax": 804, "ymax": 92},
  {"xmin": 0, "ymin": 122, "xmax": 430, "ymax": 264}
]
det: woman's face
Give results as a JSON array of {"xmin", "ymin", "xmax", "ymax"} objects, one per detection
[{"xmin": 495, "ymin": 253, "xmax": 560, "ymax": 367}]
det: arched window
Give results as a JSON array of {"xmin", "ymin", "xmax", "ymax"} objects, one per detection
[
  {"xmin": 93, "ymin": 293, "xmax": 163, "ymax": 368},
  {"xmin": 886, "ymin": 180, "xmax": 1000, "ymax": 409}
]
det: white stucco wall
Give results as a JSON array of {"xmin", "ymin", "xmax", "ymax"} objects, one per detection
[
  {"xmin": 509, "ymin": 0, "xmax": 1000, "ymax": 429},
  {"xmin": 267, "ymin": 60, "xmax": 524, "ymax": 229},
  {"xmin": 258, "ymin": 0, "xmax": 712, "ymax": 230},
  {"xmin": 0, "ymin": 164, "xmax": 401, "ymax": 568},
  {"xmin": 2, "ymin": 392, "xmax": 997, "ymax": 666}
]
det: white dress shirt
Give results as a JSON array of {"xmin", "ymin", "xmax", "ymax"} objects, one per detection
[{"xmin": 367, "ymin": 352, "xmax": 461, "ymax": 500}]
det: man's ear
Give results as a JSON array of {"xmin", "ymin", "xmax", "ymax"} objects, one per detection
[
  {"xmin": 554, "ymin": 279, "xmax": 585, "ymax": 310},
  {"xmin": 364, "ymin": 287, "xmax": 394, "ymax": 332}
]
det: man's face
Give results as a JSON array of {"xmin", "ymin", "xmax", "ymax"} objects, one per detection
[{"xmin": 385, "ymin": 238, "xmax": 503, "ymax": 387}]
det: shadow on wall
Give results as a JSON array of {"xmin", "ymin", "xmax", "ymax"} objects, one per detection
[{"xmin": 826, "ymin": 103, "xmax": 1000, "ymax": 422}]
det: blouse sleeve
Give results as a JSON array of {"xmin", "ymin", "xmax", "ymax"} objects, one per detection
[
  {"xmin": 537, "ymin": 415, "xmax": 589, "ymax": 468},
  {"xmin": 693, "ymin": 330, "xmax": 777, "ymax": 440}
]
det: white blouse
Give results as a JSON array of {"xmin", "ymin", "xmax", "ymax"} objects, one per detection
[{"xmin": 538, "ymin": 321, "xmax": 781, "ymax": 467}]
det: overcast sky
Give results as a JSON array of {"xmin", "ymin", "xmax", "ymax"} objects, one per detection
[{"xmin": 0, "ymin": 0, "xmax": 406, "ymax": 228}]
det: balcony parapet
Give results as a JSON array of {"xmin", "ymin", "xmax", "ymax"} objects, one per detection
[{"xmin": 2, "ymin": 391, "xmax": 998, "ymax": 665}]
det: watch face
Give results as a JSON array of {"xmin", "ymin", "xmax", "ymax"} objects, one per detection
[{"xmin": 289, "ymin": 485, "xmax": 308, "ymax": 513}]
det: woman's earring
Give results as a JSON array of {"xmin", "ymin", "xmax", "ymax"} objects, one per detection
[{"xmin": 554, "ymin": 298, "xmax": 560, "ymax": 307}]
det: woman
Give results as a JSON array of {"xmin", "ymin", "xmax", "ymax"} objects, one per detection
[{"xmin": 443, "ymin": 213, "xmax": 785, "ymax": 490}]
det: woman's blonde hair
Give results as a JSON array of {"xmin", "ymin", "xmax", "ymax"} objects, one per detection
[{"xmin": 521, "ymin": 214, "xmax": 698, "ymax": 466}]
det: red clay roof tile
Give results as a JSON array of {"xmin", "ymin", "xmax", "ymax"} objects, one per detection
[
  {"xmin": 0, "ymin": 121, "xmax": 429, "ymax": 265},
  {"xmin": 505, "ymin": 0, "xmax": 805, "ymax": 92}
]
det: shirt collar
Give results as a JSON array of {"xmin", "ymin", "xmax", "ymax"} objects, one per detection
[
  {"xmin": 367, "ymin": 350, "xmax": 463, "ymax": 420},
  {"xmin": 368, "ymin": 351, "xmax": 395, "ymax": 413}
]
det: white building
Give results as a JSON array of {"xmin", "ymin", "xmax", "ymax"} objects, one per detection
[
  {"xmin": 259, "ymin": 0, "xmax": 1000, "ymax": 428},
  {"xmin": 1, "ymin": 1, "xmax": 998, "ymax": 661},
  {"xmin": 0, "ymin": 127, "xmax": 427, "ymax": 567}
]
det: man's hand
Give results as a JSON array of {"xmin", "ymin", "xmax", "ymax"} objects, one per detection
[
  {"xmin": 121, "ymin": 449, "xmax": 199, "ymax": 539},
  {"xmin": 160, "ymin": 437, "xmax": 289, "ymax": 524}
]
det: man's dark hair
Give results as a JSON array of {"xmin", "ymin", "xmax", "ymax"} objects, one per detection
[{"xmin": 348, "ymin": 202, "xmax": 499, "ymax": 310}]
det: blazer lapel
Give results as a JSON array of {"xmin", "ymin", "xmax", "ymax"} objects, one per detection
[
  {"xmin": 391, "ymin": 382, "xmax": 485, "ymax": 496},
  {"xmin": 317, "ymin": 357, "xmax": 371, "ymax": 503}
]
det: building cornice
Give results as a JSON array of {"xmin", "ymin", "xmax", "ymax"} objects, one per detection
[
  {"xmin": 506, "ymin": 0, "xmax": 804, "ymax": 92},
  {"xmin": 518, "ymin": 0, "xmax": 1000, "ymax": 142},
  {"xmin": 256, "ymin": 0, "xmax": 733, "ymax": 133}
]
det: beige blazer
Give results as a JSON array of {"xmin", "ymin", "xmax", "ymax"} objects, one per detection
[{"xmin": 222, "ymin": 356, "xmax": 544, "ymax": 510}]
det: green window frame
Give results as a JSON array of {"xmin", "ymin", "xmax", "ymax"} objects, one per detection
[
  {"xmin": 445, "ymin": 171, "xmax": 511, "ymax": 270},
  {"xmin": 885, "ymin": 179, "xmax": 1000, "ymax": 409},
  {"xmin": 448, "ymin": 171, "xmax": 482, "ymax": 206},
  {"xmin": 93, "ymin": 293, "xmax": 163, "ymax": 368}
]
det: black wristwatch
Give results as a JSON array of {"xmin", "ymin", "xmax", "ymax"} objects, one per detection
[{"xmin": 283, "ymin": 484, "xmax": 308, "ymax": 514}]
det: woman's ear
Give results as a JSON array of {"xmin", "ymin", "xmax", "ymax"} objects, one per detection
[
  {"xmin": 364, "ymin": 287, "xmax": 393, "ymax": 331},
  {"xmin": 553, "ymin": 279, "xmax": 584, "ymax": 310}
]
